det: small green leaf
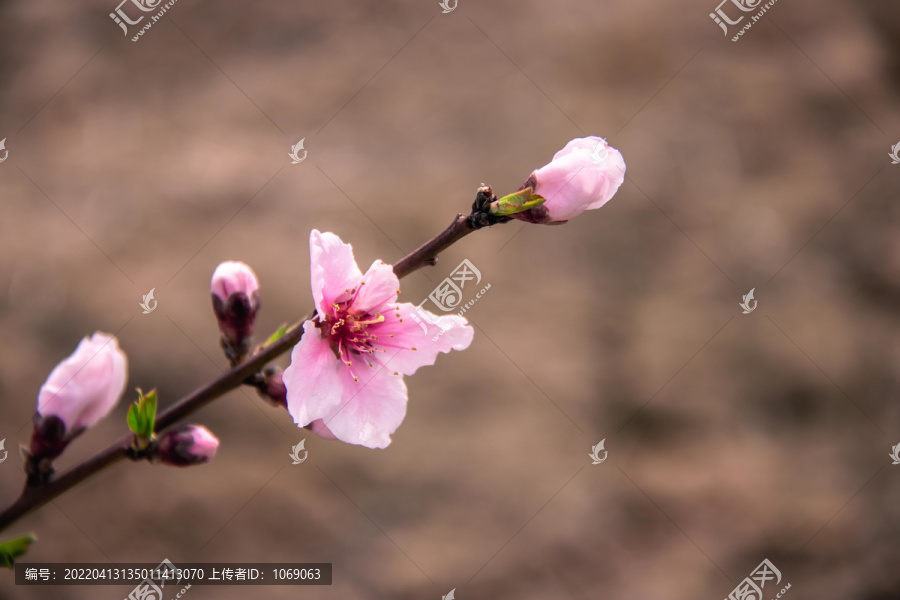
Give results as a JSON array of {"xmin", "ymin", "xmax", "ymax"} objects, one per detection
[
  {"xmin": 265, "ymin": 323, "xmax": 289, "ymax": 346},
  {"xmin": 127, "ymin": 402, "xmax": 141, "ymax": 435},
  {"xmin": 490, "ymin": 187, "xmax": 546, "ymax": 216},
  {"xmin": 127, "ymin": 388, "xmax": 157, "ymax": 439},
  {"xmin": 140, "ymin": 389, "xmax": 157, "ymax": 433},
  {"xmin": 0, "ymin": 533, "xmax": 36, "ymax": 568}
]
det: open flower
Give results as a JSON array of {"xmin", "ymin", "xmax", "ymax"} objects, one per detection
[
  {"xmin": 283, "ymin": 230, "xmax": 474, "ymax": 449},
  {"xmin": 514, "ymin": 136, "xmax": 626, "ymax": 224},
  {"xmin": 32, "ymin": 332, "xmax": 128, "ymax": 460}
]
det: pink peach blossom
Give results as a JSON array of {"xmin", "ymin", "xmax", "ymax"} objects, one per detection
[
  {"xmin": 283, "ymin": 230, "xmax": 474, "ymax": 449},
  {"xmin": 36, "ymin": 332, "xmax": 128, "ymax": 433},
  {"xmin": 517, "ymin": 136, "xmax": 626, "ymax": 224}
]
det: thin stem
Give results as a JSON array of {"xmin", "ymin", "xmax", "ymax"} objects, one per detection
[
  {"xmin": 0, "ymin": 210, "xmax": 486, "ymax": 533},
  {"xmin": 393, "ymin": 213, "xmax": 472, "ymax": 279}
]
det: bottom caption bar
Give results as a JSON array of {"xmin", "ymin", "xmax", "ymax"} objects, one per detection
[{"xmin": 15, "ymin": 561, "xmax": 332, "ymax": 585}]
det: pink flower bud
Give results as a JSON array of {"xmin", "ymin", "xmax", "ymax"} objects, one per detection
[
  {"xmin": 516, "ymin": 136, "xmax": 626, "ymax": 224},
  {"xmin": 32, "ymin": 333, "xmax": 128, "ymax": 459},
  {"xmin": 158, "ymin": 425, "xmax": 219, "ymax": 467},
  {"xmin": 257, "ymin": 367, "xmax": 287, "ymax": 409},
  {"xmin": 211, "ymin": 261, "xmax": 261, "ymax": 362}
]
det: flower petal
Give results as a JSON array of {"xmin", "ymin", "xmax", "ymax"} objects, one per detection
[
  {"xmin": 551, "ymin": 136, "xmax": 600, "ymax": 161},
  {"xmin": 354, "ymin": 260, "xmax": 399, "ymax": 314},
  {"xmin": 308, "ymin": 419, "xmax": 338, "ymax": 440},
  {"xmin": 309, "ymin": 230, "xmax": 363, "ymax": 318},
  {"xmin": 585, "ymin": 147, "xmax": 626, "ymax": 210},
  {"xmin": 283, "ymin": 321, "xmax": 344, "ymax": 427},
  {"xmin": 37, "ymin": 332, "xmax": 127, "ymax": 431},
  {"xmin": 320, "ymin": 367, "xmax": 409, "ymax": 449},
  {"xmin": 211, "ymin": 261, "xmax": 260, "ymax": 301},
  {"xmin": 369, "ymin": 302, "xmax": 473, "ymax": 376}
]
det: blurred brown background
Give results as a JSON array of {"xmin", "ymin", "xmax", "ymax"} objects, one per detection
[{"xmin": 1, "ymin": 0, "xmax": 899, "ymax": 598}]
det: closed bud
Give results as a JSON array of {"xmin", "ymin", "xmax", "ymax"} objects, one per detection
[
  {"xmin": 211, "ymin": 261, "xmax": 261, "ymax": 363},
  {"xmin": 257, "ymin": 367, "xmax": 287, "ymax": 409},
  {"xmin": 32, "ymin": 332, "xmax": 128, "ymax": 461},
  {"xmin": 513, "ymin": 136, "xmax": 625, "ymax": 224},
  {"xmin": 158, "ymin": 425, "xmax": 219, "ymax": 467}
]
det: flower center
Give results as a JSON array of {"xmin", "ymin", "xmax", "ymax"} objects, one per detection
[{"xmin": 320, "ymin": 281, "xmax": 412, "ymax": 381}]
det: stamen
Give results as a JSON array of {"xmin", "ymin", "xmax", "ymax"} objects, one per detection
[
  {"xmin": 349, "ymin": 280, "xmax": 367, "ymax": 305},
  {"xmin": 342, "ymin": 352, "xmax": 360, "ymax": 382},
  {"xmin": 368, "ymin": 354, "xmax": 392, "ymax": 371},
  {"xmin": 352, "ymin": 314, "xmax": 385, "ymax": 329}
]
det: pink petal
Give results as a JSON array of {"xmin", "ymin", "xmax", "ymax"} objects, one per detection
[
  {"xmin": 320, "ymin": 366, "xmax": 409, "ymax": 449},
  {"xmin": 37, "ymin": 332, "xmax": 128, "ymax": 431},
  {"xmin": 309, "ymin": 230, "xmax": 363, "ymax": 318},
  {"xmin": 354, "ymin": 260, "xmax": 399, "ymax": 314},
  {"xmin": 533, "ymin": 153, "xmax": 594, "ymax": 220},
  {"xmin": 551, "ymin": 136, "xmax": 598, "ymax": 161},
  {"xmin": 369, "ymin": 302, "xmax": 473, "ymax": 376},
  {"xmin": 189, "ymin": 425, "xmax": 220, "ymax": 459},
  {"xmin": 309, "ymin": 419, "xmax": 338, "ymax": 440},
  {"xmin": 585, "ymin": 149, "xmax": 626, "ymax": 209},
  {"xmin": 211, "ymin": 261, "xmax": 260, "ymax": 301},
  {"xmin": 283, "ymin": 321, "xmax": 344, "ymax": 427}
]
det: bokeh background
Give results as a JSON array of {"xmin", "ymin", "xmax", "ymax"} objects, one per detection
[{"xmin": 1, "ymin": 0, "xmax": 899, "ymax": 598}]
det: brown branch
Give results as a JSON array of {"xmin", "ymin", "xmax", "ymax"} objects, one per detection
[{"xmin": 0, "ymin": 209, "xmax": 490, "ymax": 533}]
